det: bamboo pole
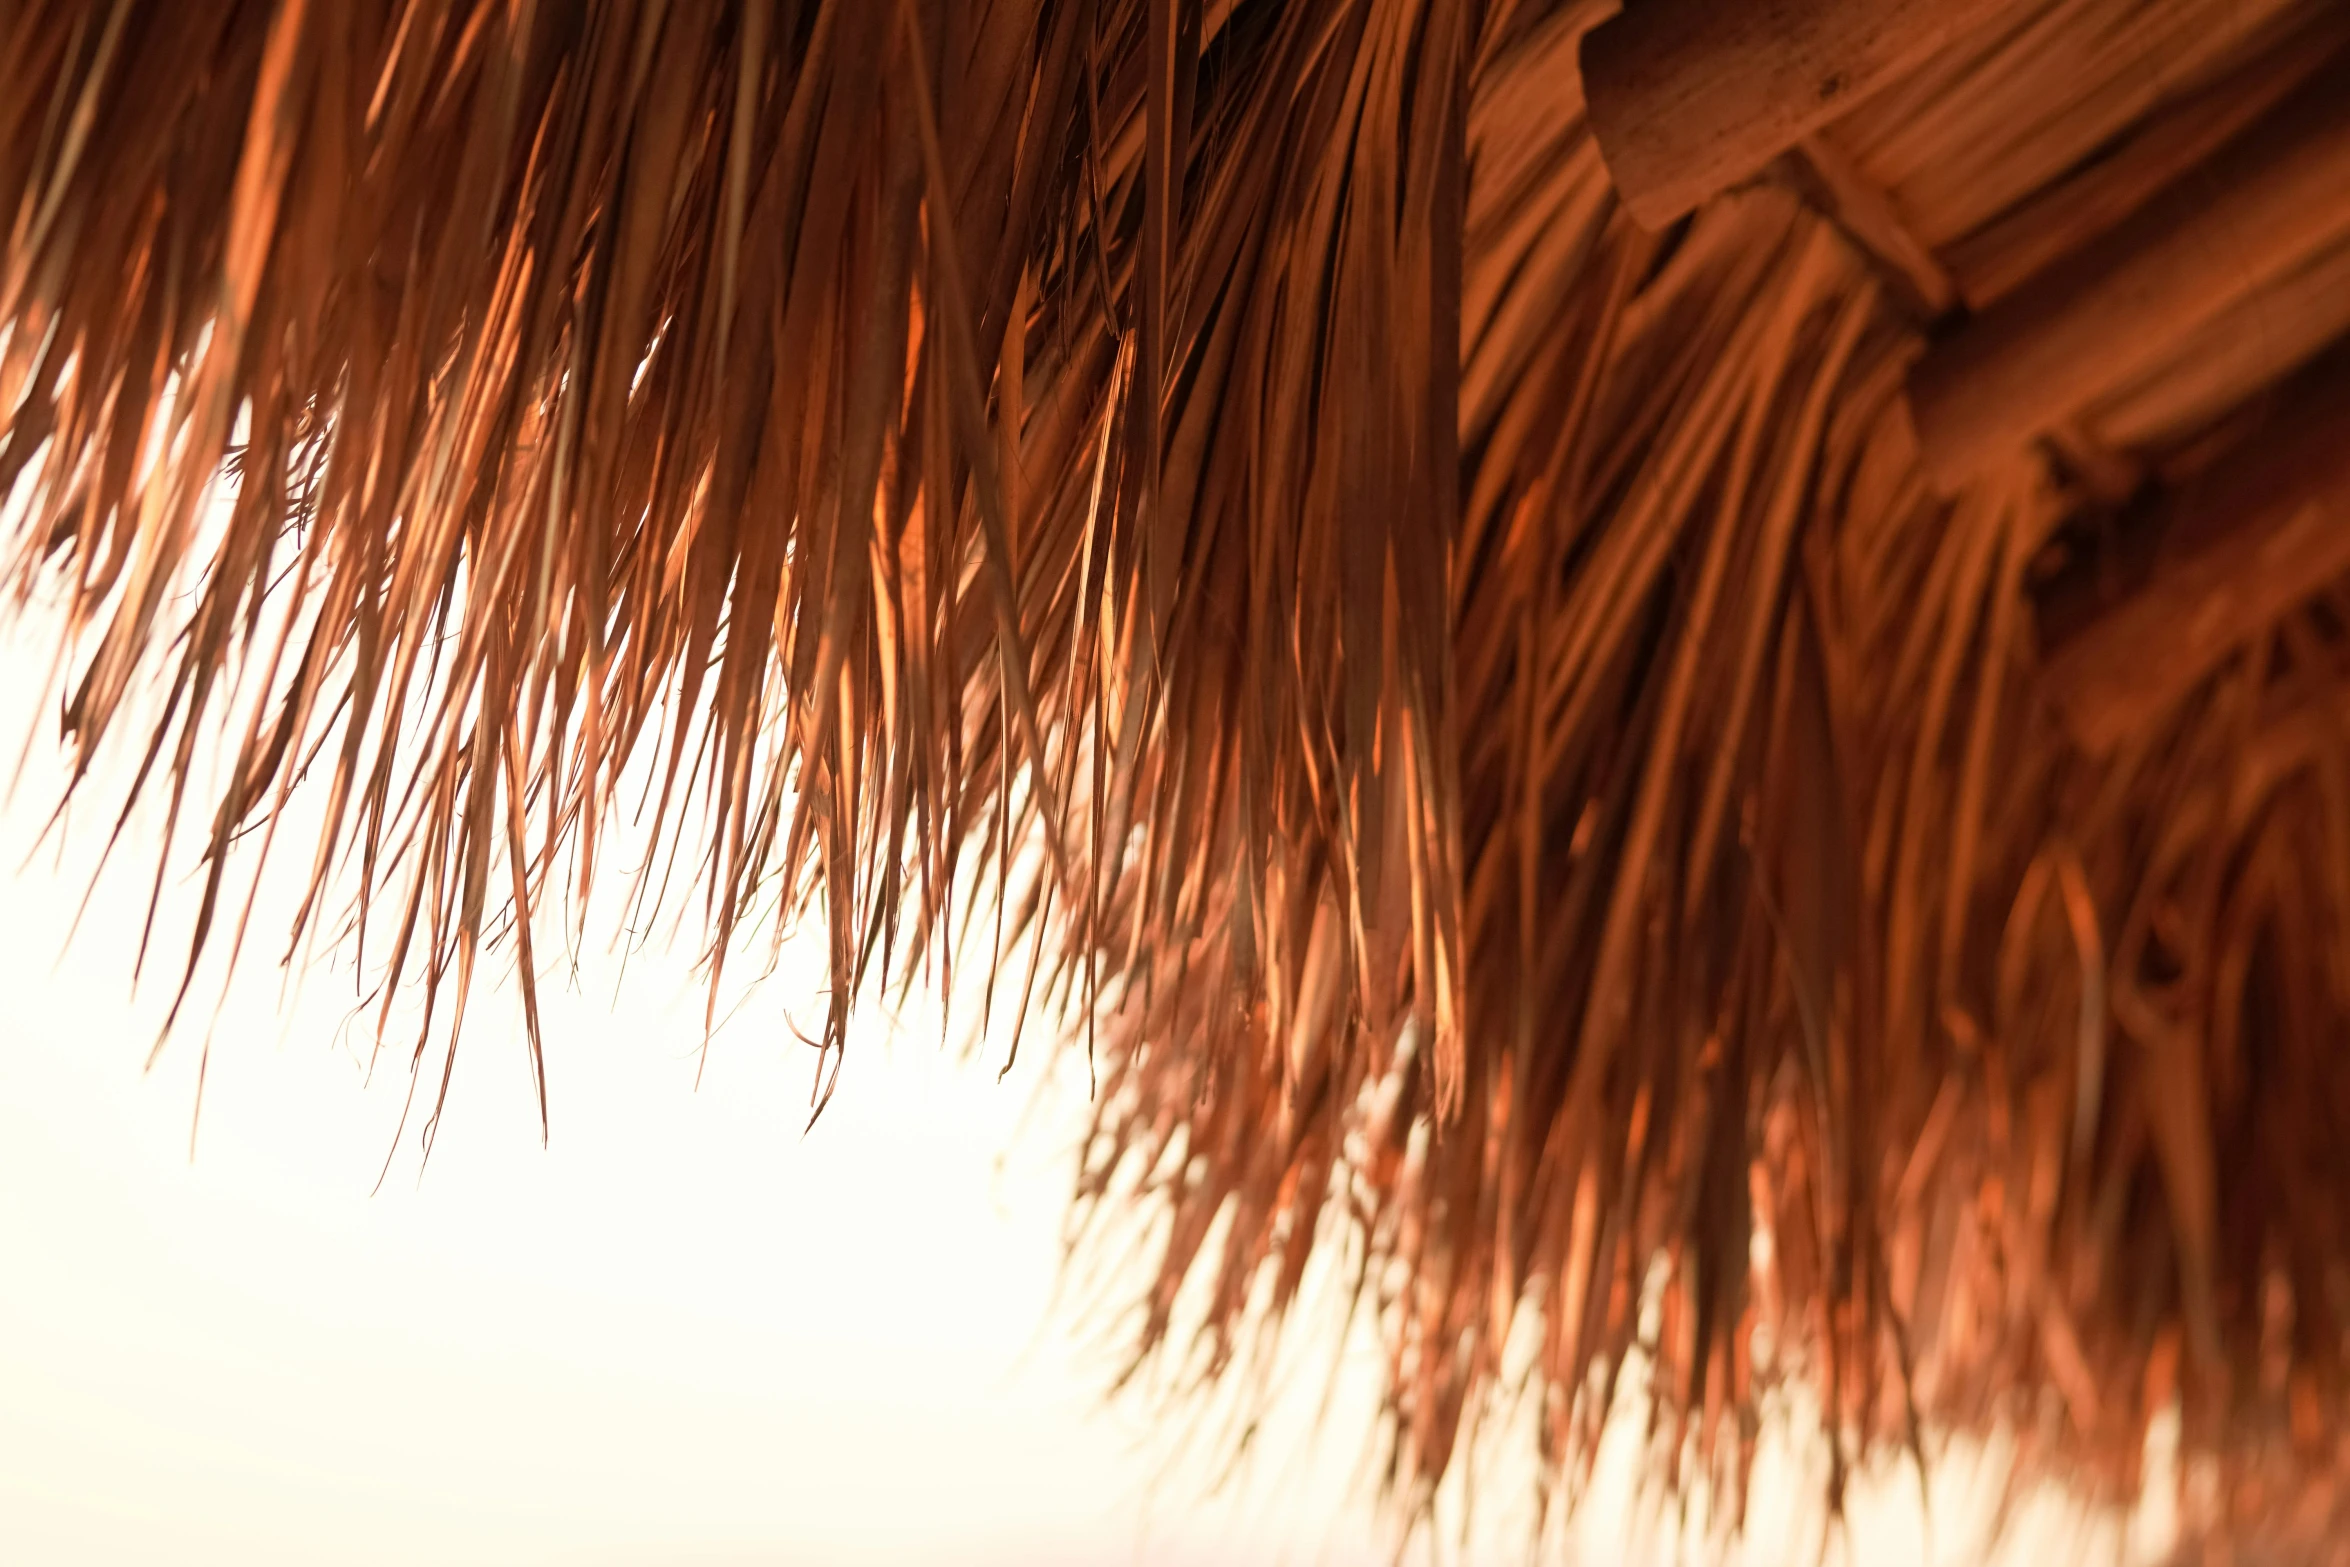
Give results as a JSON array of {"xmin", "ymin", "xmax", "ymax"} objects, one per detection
[
  {"xmin": 2038, "ymin": 362, "xmax": 2350, "ymax": 752},
  {"xmin": 1580, "ymin": 0, "xmax": 2026, "ymax": 229},
  {"xmin": 1909, "ymin": 63, "xmax": 2350, "ymax": 486}
]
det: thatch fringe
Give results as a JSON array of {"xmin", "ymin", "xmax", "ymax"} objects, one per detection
[{"xmin": 5, "ymin": 0, "xmax": 2349, "ymax": 1555}]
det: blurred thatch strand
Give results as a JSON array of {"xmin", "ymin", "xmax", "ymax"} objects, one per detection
[{"xmin": 6, "ymin": 0, "xmax": 2350, "ymax": 1557}]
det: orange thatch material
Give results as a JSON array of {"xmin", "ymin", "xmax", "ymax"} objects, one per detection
[{"xmin": 4, "ymin": 0, "xmax": 2350, "ymax": 1558}]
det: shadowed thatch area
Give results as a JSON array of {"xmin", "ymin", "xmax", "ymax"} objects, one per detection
[{"xmin": 4, "ymin": 0, "xmax": 2350, "ymax": 1557}]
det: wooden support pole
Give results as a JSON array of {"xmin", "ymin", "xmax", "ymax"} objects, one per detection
[
  {"xmin": 1908, "ymin": 64, "xmax": 2350, "ymax": 486},
  {"xmin": 2037, "ymin": 361, "xmax": 2350, "ymax": 752},
  {"xmin": 1580, "ymin": 0, "xmax": 2025, "ymax": 230}
]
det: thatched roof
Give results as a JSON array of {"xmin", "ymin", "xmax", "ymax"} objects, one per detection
[{"xmin": 6, "ymin": 0, "xmax": 2350, "ymax": 1555}]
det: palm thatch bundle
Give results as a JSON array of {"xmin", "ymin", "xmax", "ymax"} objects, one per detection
[{"xmin": 7, "ymin": 0, "xmax": 2350, "ymax": 1554}]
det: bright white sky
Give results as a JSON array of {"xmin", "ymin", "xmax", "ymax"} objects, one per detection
[
  {"xmin": 0, "ymin": 621, "xmax": 1415, "ymax": 1567},
  {"xmin": 0, "ymin": 617, "xmax": 2173, "ymax": 1567}
]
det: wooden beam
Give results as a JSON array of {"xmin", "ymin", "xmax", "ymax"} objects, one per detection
[
  {"xmin": 2084, "ymin": 229, "xmax": 2350, "ymax": 455},
  {"xmin": 1780, "ymin": 133, "xmax": 1957, "ymax": 320},
  {"xmin": 2037, "ymin": 361, "xmax": 2350, "ymax": 752},
  {"xmin": 1580, "ymin": 0, "xmax": 2026, "ymax": 230},
  {"xmin": 1908, "ymin": 62, "xmax": 2350, "ymax": 486}
]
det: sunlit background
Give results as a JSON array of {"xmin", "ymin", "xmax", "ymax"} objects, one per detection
[{"xmin": 0, "ymin": 611, "xmax": 2179, "ymax": 1565}]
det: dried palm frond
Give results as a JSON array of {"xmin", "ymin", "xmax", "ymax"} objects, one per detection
[{"xmin": 5, "ymin": 0, "xmax": 2350, "ymax": 1558}]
